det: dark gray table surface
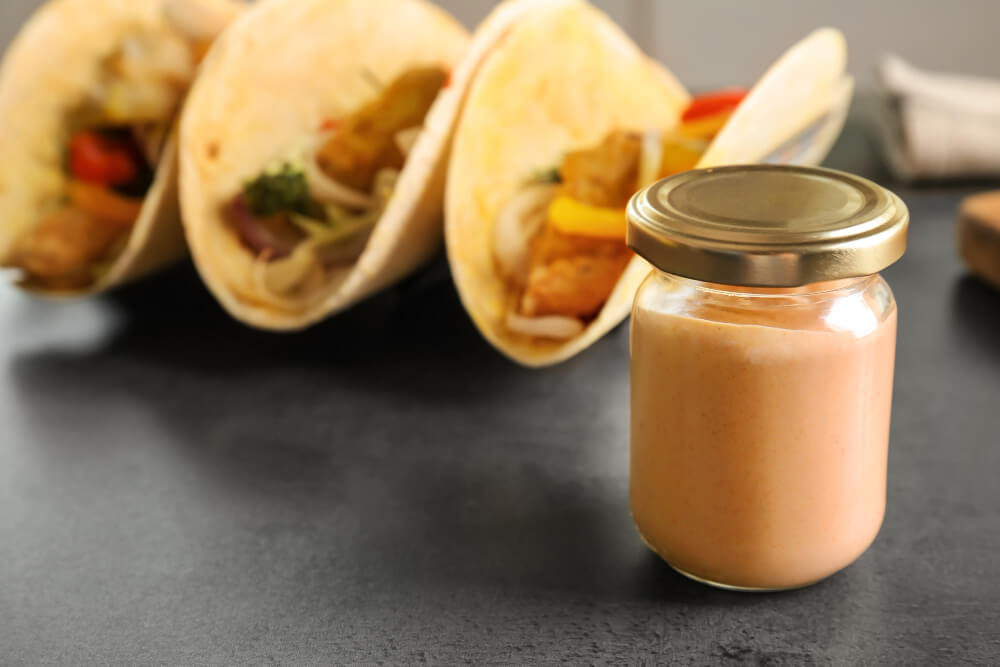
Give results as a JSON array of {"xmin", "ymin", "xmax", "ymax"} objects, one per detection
[{"xmin": 2, "ymin": 119, "xmax": 999, "ymax": 666}]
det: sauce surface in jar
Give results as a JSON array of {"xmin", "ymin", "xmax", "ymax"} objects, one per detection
[{"xmin": 626, "ymin": 166, "xmax": 909, "ymax": 591}]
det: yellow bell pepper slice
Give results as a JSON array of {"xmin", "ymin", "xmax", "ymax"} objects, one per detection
[
  {"xmin": 658, "ymin": 134, "xmax": 709, "ymax": 177},
  {"xmin": 679, "ymin": 110, "xmax": 733, "ymax": 141},
  {"xmin": 548, "ymin": 195, "xmax": 626, "ymax": 240}
]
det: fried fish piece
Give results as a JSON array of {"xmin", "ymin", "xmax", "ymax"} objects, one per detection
[
  {"xmin": 316, "ymin": 66, "xmax": 448, "ymax": 191},
  {"xmin": 560, "ymin": 130, "xmax": 642, "ymax": 209},
  {"xmin": 5, "ymin": 208, "xmax": 129, "ymax": 289},
  {"xmin": 520, "ymin": 225, "xmax": 631, "ymax": 319}
]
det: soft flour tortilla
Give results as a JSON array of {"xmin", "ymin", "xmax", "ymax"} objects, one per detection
[
  {"xmin": 446, "ymin": 12, "xmax": 851, "ymax": 367},
  {"xmin": 0, "ymin": 0, "xmax": 241, "ymax": 297},
  {"xmin": 445, "ymin": 0, "xmax": 690, "ymax": 367},
  {"xmin": 180, "ymin": 0, "xmax": 475, "ymax": 331},
  {"xmin": 699, "ymin": 28, "xmax": 851, "ymax": 169}
]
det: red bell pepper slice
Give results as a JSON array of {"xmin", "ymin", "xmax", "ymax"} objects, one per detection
[
  {"xmin": 68, "ymin": 131, "xmax": 140, "ymax": 186},
  {"xmin": 682, "ymin": 88, "xmax": 749, "ymax": 124}
]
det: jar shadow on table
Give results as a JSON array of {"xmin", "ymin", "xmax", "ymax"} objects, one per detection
[{"xmin": 950, "ymin": 275, "xmax": 1000, "ymax": 361}]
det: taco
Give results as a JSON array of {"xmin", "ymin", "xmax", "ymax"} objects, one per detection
[
  {"xmin": 0, "ymin": 0, "xmax": 242, "ymax": 295},
  {"xmin": 445, "ymin": 4, "xmax": 851, "ymax": 367},
  {"xmin": 180, "ymin": 0, "xmax": 483, "ymax": 330}
]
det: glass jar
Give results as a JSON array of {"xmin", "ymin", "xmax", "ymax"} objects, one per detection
[{"xmin": 626, "ymin": 165, "xmax": 908, "ymax": 591}]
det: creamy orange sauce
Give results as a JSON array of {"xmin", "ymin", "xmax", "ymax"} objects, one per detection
[{"xmin": 630, "ymin": 284, "xmax": 897, "ymax": 590}]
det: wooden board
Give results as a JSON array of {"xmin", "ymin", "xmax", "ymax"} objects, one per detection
[{"xmin": 958, "ymin": 190, "xmax": 1000, "ymax": 290}]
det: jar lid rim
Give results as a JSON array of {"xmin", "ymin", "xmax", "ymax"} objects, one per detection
[{"xmin": 627, "ymin": 165, "xmax": 908, "ymax": 286}]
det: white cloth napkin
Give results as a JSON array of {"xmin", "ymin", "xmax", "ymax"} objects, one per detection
[{"xmin": 878, "ymin": 55, "xmax": 1000, "ymax": 180}]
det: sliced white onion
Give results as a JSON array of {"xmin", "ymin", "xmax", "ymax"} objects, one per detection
[
  {"xmin": 99, "ymin": 33, "xmax": 193, "ymax": 123},
  {"xmin": 638, "ymin": 129, "xmax": 664, "ymax": 188},
  {"xmin": 395, "ymin": 127, "xmax": 423, "ymax": 158},
  {"xmin": 252, "ymin": 243, "xmax": 319, "ymax": 298},
  {"xmin": 115, "ymin": 34, "xmax": 193, "ymax": 82},
  {"xmin": 315, "ymin": 227, "xmax": 373, "ymax": 267},
  {"xmin": 493, "ymin": 183, "xmax": 558, "ymax": 286},
  {"xmin": 506, "ymin": 312, "xmax": 585, "ymax": 340},
  {"xmin": 164, "ymin": 0, "xmax": 241, "ymax": 42},
  {"xmin": 305, "ymin": 157, "xmax": 376, "ymax": 210},
  {"xmin": 371, "ymin": 167, "xmax": 400, "ymax": 201}
]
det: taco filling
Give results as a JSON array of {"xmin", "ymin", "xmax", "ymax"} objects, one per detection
[
  {"xmin": 222, "ymin": 66, "xmax": 448, "ymax": 303},
  {"xmin": 494, "ymin": 89, "xmax": 747, "ymax": 340},
  {"xmin": 2, "ymin": 1, "xmax": 229, "ymax": 290}
]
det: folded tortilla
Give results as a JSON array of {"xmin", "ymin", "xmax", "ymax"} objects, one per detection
[
  {"xmin": 0, "ymin": 0, "xmax": 242, "ymax": 297},
  {"xmin": 446, "ymin": 5, "xmax": 851, "ymax": 367},
  {"xmin": 180, "ymin": 0, "xmax": 478, "ymax": 330},
  {"xmin": 445, "ymin": 0, "xmax": 690, "ymax": 367}
]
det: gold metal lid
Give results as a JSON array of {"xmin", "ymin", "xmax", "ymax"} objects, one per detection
[{"xmin": 627, "ymin": 165, "xmax": 909, "ymax": 286}]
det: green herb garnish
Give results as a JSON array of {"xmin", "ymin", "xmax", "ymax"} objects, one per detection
[
  {"xmin": 531, "ymin": 166, "xmax": 563, "ymax": 185},
  {"xmin": 243, "ymin": 163, "xmax": 317, "ymax": 218}
]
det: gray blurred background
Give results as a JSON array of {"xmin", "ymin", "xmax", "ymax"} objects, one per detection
[{"xmin": 2, "ymin": 0, "xmax": 998, "ymax": 88}]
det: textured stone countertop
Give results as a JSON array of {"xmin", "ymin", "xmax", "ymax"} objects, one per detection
[{"xmin": 2, "ymin": 119, "xmax": 999, "ymax": 665}]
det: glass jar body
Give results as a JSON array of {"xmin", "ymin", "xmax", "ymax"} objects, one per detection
[{"xmin": 630, "ymin": 271, "xmax": 897, "ymax": 591}]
